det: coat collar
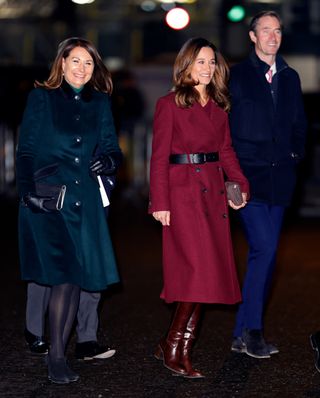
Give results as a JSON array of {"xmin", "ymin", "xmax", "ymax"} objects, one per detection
[
  {"xmin": 59, "ymin": 79, "xmax": 93, "ymax": 102},
  {"xmin": 249, "ymin": 51, "xmax": 288, "ymax": 75}
]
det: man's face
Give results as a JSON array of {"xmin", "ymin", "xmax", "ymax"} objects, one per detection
[{"xmin": 249, "ymin": 16, "xmax": 282, "ymax": 60}]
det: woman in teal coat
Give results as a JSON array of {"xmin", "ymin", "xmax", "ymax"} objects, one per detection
[{"xmin": 16, "ymin": 37, "xmax": 122, "ymax": 384}]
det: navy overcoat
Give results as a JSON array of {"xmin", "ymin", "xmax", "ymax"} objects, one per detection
[
  {"xmin": 229, "ymin": 52, "xmax": 307, "ymax": 205},
  {"xmin": 16, "ymin": 83, "xmax": 121, "ymax": 291}
]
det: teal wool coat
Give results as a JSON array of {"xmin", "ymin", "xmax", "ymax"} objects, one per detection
[{"xmin": 16, "ymin": 83, "xmax": 121, "ymax": 291}]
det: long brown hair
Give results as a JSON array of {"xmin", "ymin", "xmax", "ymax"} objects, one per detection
[
  {"xmin": 35, "ymin": 37, "xmax": 113, "ymax": 94},
  {"xmin": 173, "ymin": 37, "xmax": 230, "ymax": 112}
]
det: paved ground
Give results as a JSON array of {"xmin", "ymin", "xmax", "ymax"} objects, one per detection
[{"xmin": 1, "ymin": 192, "xmax": 320, "ymax": 398}]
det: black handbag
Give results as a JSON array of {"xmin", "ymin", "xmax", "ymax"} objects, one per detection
[
  {"xmin": 35, "ymin": 182, "xmax": 66, "ymax": 211},
  {"xmin": 225, "ymin": 181, "xmax": 243, "ymax": 206},
  {"xmin": 33, "ymin": 163, "xmax": 66, "ymax": 211}
]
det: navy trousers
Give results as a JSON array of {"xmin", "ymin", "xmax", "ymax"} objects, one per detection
[{"xmin": 233, "ymin": 201, "xmax": 285, "ymax": 337}]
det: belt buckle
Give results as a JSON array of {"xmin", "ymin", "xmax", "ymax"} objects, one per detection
[{"xmin": 191, "ymin": 153, "xmax": 204, "ymax": 164}]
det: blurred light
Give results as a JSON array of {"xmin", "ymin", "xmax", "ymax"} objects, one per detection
[
  {"xmin": 140, "ymin": 0, "xmax": 156, "ymax": 12},
  {"xmin": 227, "ymin": 5, "xmax": 245, "ymax": 22},
  {"xmin": 161, "ymin": 2, "xmax": 175, "ymax": 11},
  {"xmin": 166, "ymin": 7, "xmax": 190, "ymax": 30},
  {"xmin": 157, "ymin": 0, "xmax": 196, "ymax": 3},
  {"xmin": 71, "ymin": 0, "xmax": 95, "ymax": 4},
  {"xmin": 104, "ymin": 57, "xmax": 124, "ymax": 72},
  {"xmin": 248, "ymin": 0, "xmax": 281, "ymax": 2}
]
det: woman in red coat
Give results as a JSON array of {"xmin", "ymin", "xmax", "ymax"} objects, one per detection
[{"xmin": 149, "ymin": 38, "xmax": 249, "ymax": 378}]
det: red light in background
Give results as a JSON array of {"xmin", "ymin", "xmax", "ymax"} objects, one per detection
[{"xmin": 165, "ymin": 7, "xmax": 190, "ymax": 30}]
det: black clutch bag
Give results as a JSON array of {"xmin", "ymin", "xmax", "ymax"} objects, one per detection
[
  {"xmin": 225, "ymin": 181, "xmax": 243, "ymax": 206},
  {"xmin": 33, "ymin": 163, "xmax": 66, "ymax": 211},
  {"xmin": 35, "ymin": 183, "xmax": 66, "ymax": 211}
]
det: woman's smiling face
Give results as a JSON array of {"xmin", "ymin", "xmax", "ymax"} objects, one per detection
[
  {"xmin": 62, "ymin": 46, "xmax": 94, "ymax": 88},
  {"xmin": 190, "ymin": 46, "xmax": 216, "ymax": 87}
]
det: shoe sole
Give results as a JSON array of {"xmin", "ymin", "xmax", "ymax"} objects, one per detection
[
  {"xmin": 48, "ymin": 376, "xmax": 71, "ymax": 384},
  {"xmin": 231, "ymin": 346, "xmax": 245, "ymax": 354},
  {"xmin": 244, "ymin": 348, "xmax": 270, "ymax": 359},
  {"xmin": 231, "ymin": 345, "xmax": 279, "ymax": 355},
  {"xmin": 310, "ymin": 335, "xmax": 320, "ymax": 372},
  {"xmin": 29, "ymin": 350, "xmax": 49, "ymax": 356},
  {"xmin": 79, "ymin": 349, "xmax": 116, "ymax": 361}
]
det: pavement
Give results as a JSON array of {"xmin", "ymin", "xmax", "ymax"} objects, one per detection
[{"xmin": 1, "ymin": 192, "xmax": 320, "ymax": 398}]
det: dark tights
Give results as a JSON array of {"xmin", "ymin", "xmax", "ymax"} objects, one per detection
[{"xmin": 48, "ymin": 283, "xmax": 80, "ymax": 359}]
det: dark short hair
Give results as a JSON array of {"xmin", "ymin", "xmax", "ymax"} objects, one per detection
[{"xmin": 249, "ymin": 11, "xmax": 283, "ymax": 33}]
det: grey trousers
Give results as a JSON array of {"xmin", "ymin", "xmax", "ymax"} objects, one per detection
[{"xmin": 26, "ymin": 282, "xmax": 100, "ymax": 343}]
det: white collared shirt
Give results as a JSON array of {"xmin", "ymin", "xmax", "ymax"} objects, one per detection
[{"xmin": 265, "ymin": 62, "xmax": 277, "ymax": 82}]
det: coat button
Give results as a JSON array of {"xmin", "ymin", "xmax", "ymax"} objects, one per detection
[
  {"xmin": 222, "ymin": 213, "xmax": 228, "ymax": 218},
  {"xmin": 74, "ymin": 157, "xmax": 80, "ymax": 164},
  {"xmin": 75, "ymin": 201, "xmax": 81, "ymax": 207},
  {"xmin": 75, "ymin": 115, "xmax": 80, "ymax": 121},
  {"xmin": 202, "ymin": 188, "xmax": 208, "ymax": 193},
  {"xmin": 74, "ymin": 95, "xmax": 80, "ymax": 100},
  {"xmin": 74, "ymin": 179, "xmax": 81, "ymax": 185},
  {"xmin": 195, "ymin": 167, "xmax": 201, "ymax": 172},
  {"xmin": 75, "ymin": 136, "xmax": 82, "ymax": 143},
  {"xmin": 271, "ymin": 162, "xmax": 276, "ymax": 167}
]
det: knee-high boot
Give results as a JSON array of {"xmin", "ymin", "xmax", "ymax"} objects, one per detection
[
  {"xmin": 180, "ymin": 303, "xmax": 205, "ymax": 378},
  {"xmin": 154, "ymin": 302, "xmax": 195, "ymax": 375}
]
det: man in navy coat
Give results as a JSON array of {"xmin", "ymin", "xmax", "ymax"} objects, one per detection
[{"xmin": 229, "ymin": 10, "xmax": 306, "ymax": 358}]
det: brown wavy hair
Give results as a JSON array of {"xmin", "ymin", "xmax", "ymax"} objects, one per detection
[
  {"xmin": 172, "ymin": 37, "xmax": 230, "ymax": 112},
  {"xmin": 35, "ymin": 37, "xmax": 112, "ymax": 94}
]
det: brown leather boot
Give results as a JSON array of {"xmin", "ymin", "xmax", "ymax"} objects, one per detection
[
  {"xmin": 180, "ymin": 304, "xmax": 205, "ymax": 378},
  {"xmin": 154, "ymin": 302, "xmax": 195, "ymax": 376}
]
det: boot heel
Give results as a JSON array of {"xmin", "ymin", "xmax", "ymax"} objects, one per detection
[
  {"xmin": 310, "ymin": 334, "xmax": 317, "ymax": 351},
  {"xmin": 154, "ymin": 344, "xmax": 163, "ymax": 360}
]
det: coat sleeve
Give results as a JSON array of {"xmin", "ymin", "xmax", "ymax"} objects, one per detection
[
  {"xmin": 219, "ymin": 113, "xmax": 250, "ymax": 195},
  {"xmin": 148, "ymin": 97, "xmax": 174, "ymax": 213},
  {"xmin": 97, "ymin": 95, "xmax": 123, "ymax": 168},
  {"xmin": 291, "ymin": 72, "xmax": 307, "ymax": 160},
  {"xmin": 16, "ymin": 88, "xmax": 47, "ymax": 197}
]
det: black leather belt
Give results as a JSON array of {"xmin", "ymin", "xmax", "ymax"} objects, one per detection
[{"xmin": 169, "ymin": 152, "xmax": 219, "ymax": 164}]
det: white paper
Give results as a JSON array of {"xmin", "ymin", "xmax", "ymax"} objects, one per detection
[{"xmin": 97, "ymin": 175, "xmax": 110, "ymax": 207}]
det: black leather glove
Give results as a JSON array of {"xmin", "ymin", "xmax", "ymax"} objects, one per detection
[
  {"xmin": 21, "ymin": 193, "xmax": 54, "ymax": 213},
  {"xmin": 89, "ymin": 154, "xmax": 116, "ymax": 176}
]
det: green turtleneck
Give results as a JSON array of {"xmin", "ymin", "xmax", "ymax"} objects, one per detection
[{"xmin": 69, "ymin": 84, "xmax": 84, "ymax": 93}]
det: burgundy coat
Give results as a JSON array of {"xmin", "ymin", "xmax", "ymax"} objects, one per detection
[{"xmin": 149, "ymin": 93, "xmax": 249, "ymax": 304}]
